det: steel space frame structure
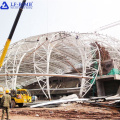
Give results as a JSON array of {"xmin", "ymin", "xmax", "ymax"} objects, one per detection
[{"xmin": 0, "ymin": 32, "xmax": 119, "ymax": 99}]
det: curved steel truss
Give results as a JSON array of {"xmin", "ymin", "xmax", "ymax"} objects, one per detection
[{"xmin": 2, "ymin": 32, "xmax": 120, "ymax": 98}]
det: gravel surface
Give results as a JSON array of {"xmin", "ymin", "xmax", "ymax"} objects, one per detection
[{"xmin": 0, "ymin": 102, "xmax": 120, "ymax": 120}]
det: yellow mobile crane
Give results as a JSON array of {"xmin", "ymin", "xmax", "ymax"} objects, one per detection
[{"xmin": 0, "ymin": 0, "xmax": 32, "ymax": 108}]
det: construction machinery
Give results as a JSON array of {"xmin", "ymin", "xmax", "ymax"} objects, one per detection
[
  {"xmin": 0, "ymin": 85, "xmax": 4, "ymax": 106},
  {"xmin": 0, "ymin": 86, "xmax": 32, "ymax": 108},
  {"xmin": 11, "ymin": 89, "xmax": 32, "ymax": 108},
  {"xmin": 0, "ymin": 0, "xmax": 32, "ymax": 108}
]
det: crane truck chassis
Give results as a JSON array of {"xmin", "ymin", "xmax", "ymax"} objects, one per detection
[
  {"xmin": 11, "ymin": 89, "xmax": 32, "ymax": 108},
  {"xmin": 0, "ymin": 86, "xmax": 32, "ymax": 108}
]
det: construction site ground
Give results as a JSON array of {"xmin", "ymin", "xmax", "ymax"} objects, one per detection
[{"xmin": 0, "ymin": 102, "xmax": 120, "ymax": 120}]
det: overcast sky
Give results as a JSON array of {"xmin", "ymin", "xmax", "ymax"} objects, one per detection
[{"xmin": 0, "ymin": 0, "xmax": 120, "ymax": 49}]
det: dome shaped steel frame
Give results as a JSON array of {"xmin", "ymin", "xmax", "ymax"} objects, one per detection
[{"xmin": 3, "ymin": 32, "xmax": 119, "ymax": 98}]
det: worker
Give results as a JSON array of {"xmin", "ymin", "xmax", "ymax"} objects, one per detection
[
  {"xmin": 76, "ymin": 35, "xmax": 79, "ymax": 39},
  {"xmin": 1, "ymin": 89, "xmax": 11, "ymax": 120}
]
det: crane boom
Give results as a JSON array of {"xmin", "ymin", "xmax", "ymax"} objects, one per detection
[{"xmin": 0, "ymin": 0, "xmax": 26, "ymax": 68}]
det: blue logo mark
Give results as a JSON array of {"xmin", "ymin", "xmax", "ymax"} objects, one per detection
[{"xmin": 0, "ymin": 1, "xmax": 9, "ymax": 9}]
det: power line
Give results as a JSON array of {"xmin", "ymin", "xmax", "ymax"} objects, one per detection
[{"xmin": 95, "ymin": 20, "xmax": 120, "ymax": 32}]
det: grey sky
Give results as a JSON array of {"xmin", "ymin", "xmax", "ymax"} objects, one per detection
[{"xmin": 0, "ymin": 0, "xmax": 120, "ymax": 49}]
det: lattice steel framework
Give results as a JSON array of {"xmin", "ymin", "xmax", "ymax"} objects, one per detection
[{"xmin": 1, "ymin": 32, "xmax": 119, "ymax": 98}]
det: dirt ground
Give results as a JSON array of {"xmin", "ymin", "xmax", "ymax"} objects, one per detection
[{"xmin": 0, "ymin": 102, "xmax": 120, "ymax": 120}]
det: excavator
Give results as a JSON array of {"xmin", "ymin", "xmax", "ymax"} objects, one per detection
[{"xmin": 0, "ymin": 0, "xmax": 32, "ymax": 108}]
